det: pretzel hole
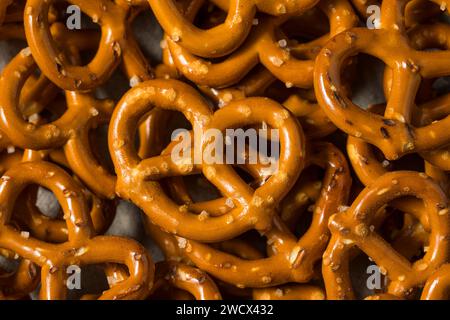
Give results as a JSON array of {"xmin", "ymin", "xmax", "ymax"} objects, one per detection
[
  {"xmin": 0, "ymin": 255, "xmax": 19, "ymax": 274},
  {"xmin": 193, "ymin": 2, "xmax": 227, "ymax": 30},
  {"xmin": 264, "ymin": 80, "xmax": 299, "ymax": 101},
  {"xmin": 137, "ymin": 110, "xmax": 188, "ymax": 159},
  {"xmin": 174, "ymin": 175, "xmax": 221, "ymax": 203},
  {"xmin": 53, "ymin": 1, "xmax": 102, "ymax": 61},
  {"xmin": 378, "ymin": 208, "xmax": 428, "ymax": 264},
  {"xmin": 281, "ymin": 8, "xmax": 329, "ymax": 42},
  {"xmin": 348, "ymin": 54, "xmax": 386, "ymax": 110},
  {"xmin": 89, "ymin": 124, "xmax": 115, "ymax": 175},
  {"xmin": 131, "ymin": 8, "xmax": 163, "ymax": 63},
  {"xmin": 431, "ymin": 76, "xmax": 450, "ymax": 96},
  {"xmin": 349, "ymin": 251, "xmax": 389, "ymax": 299},
  {"xmin": 438, "ymin": 10, "xmax": 450, "ymax": 23},
  {"xmin": 65, "ymin": 264, "xmax": 110, "ymax": 300},
  {"xmin": 362, "ymin": 143, "xmax": 425, "ymax": 173},
  {"xmin": 35, "ymin": 186, "xmax": 61, "ymax": 219},
  {"xmin": 279, "ymin": 10, "xmax": 329, "ymax": 61}
]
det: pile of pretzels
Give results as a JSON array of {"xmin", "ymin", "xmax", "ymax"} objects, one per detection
[{"xmin": 0, "ymin": 0, "xmax": 449, "ymax": 300}]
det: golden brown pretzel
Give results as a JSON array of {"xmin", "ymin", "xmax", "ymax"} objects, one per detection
[
  {"xmin": 24, "ymin": 0, "xmax": 152, "ymax": 90},
  {"xmin": 0, "ymin": 161, "xmax": 154, "ymax": 300},
  {"xmin": 150, "ymin": 0, "xmax": 321, "ymax": 59},
  {"xmin": 0, "ymin": 50, "xmax": 117, "ymax": 198},
  {"xmin": 167, "ymin": 0, "xmax": 358, "ymax": 88},
  {"xmin": 315, "ymin": 0, "xmax": 450, "ymax": 160},
  {"xmin": 109, "ymin": 79, "xmax": 305, "ymax": 242},
  {"xmin": 169, "ymin": 142, "xmax": 350, "ymax": 287},
  {"xmin": 323, "ymin": 171, "xmax": 450, "ymax": 299}
]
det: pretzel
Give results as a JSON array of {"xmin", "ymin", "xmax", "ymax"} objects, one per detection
[
  {"xmin": 167, "ymin": 0, "xmax": 357, "ymax": 88},
  {"xmin": 0, "ymin": 49, "xmax": 117, "ymax": 198},
  {"xmin": 168, "ymin": 142, "xmax": 350, "ymax": 287},
  {"xmin": 24, "ymin": 0, "xmax": 153, "ymax": 91},
  {"xmin": 0, "ymin": 161, "xmax": 154, "ymax": 299},
  {"xmin": 110, "ymin": 79, "xmax": 304, "ymax": 242},
  {"xmin": 314, "ymin": 0, "xmax": 450, "ymax": 160},
  {"xmin": 150, "ymin": 0, "xmax": 322, "ymax": 59},
  {"xmin": 323, "ymin": 171, "xmax": 450, "ymax": 299}
]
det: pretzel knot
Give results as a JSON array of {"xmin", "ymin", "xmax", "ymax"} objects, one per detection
[
  {"xmin": 315, "ymin": 0, "xmax": 450, "ymax": 161},
  {"xmin": 110, "ymin": 79, "xmax": 305, "ymax": 242},
  {"xmin": 0, "ymin": 161, "xmax": 154, "ymax": 300},
  {"xmin": 24, "ymin": 0, "xmax": 152, "ymax": 91},
  {"xmin": 169, "ymin": 142, "xmax": 350, "ymax": 287},
  {"xmin": 323, "ymin": 171, "xmax": 450, "ymax": 299},
  {"xmin": 167, "ymin": 0, "xmax": 357, "ymax": 88}
]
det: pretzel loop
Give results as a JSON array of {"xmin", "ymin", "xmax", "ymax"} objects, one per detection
[
  {"xmin": 24, "ymin": 0, "xmax": 128, "ymax": 91},
  {"xmin": 323, "ymin": 171, "xmax": 450, "ymax": 299}
]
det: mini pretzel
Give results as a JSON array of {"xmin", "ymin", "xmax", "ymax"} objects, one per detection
[
  {"xmin": 172, "ymin": 142, "xmax": 350, "ymax": 287},
  {"xmin": 24, "ymin": 0, "xmax": 151, "ymax": 90},
  {"xmin": 167, "ymin": 0, "xmax": 357, "ymax": 88},
  {"xmin": 323, "ymin": 171, "xmax": 450, "ymax": 299},
  {"xmin": 150, "ymin": 0, "xmax": 321, "ymax": 59},
  {"xmin": 110, "ymin": 79, "xmax": 304, "ymax": 242},
  {"xmin": 0, "ymin": 161, "xmax": 154, "ymax": 300},
  {"xmin": 314, "ymin": 0, "xmax": 450, "ymax": 160},
  {"xmin": 0, "ymin": 50, "xmax": 117, "ymax": 198}
]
